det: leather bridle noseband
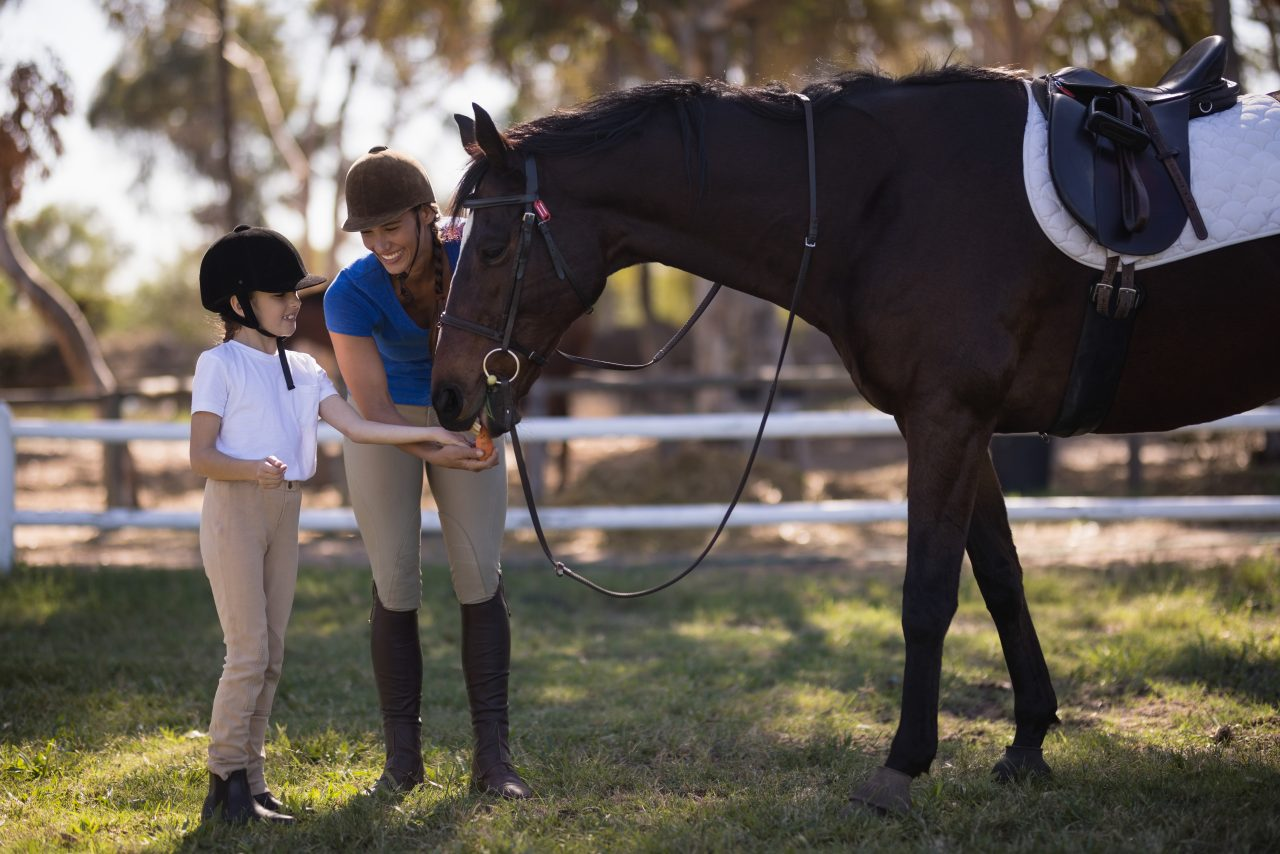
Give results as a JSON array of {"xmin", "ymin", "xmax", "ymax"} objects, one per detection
[{"xmin": 446, "ymin": 93, "xmax": 819, "ymax": 598}]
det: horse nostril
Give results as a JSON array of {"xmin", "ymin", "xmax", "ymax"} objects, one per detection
[{"xmin": 433, "ymin": 384, "xmax": 468, "ymax": 430}]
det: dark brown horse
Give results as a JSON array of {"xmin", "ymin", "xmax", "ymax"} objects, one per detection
[{"xmin": 429, "ymin": 66, "xmax": 1280, "ymax": 813}]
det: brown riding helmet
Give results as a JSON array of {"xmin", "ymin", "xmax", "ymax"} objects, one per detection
[{"xmin": 341, "ymin": 146, "xmax": 435, "ymax": 232}]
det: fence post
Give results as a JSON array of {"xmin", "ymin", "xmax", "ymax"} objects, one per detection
[{"xmin": 1, "ymin": 401, "xmax": 15, "ymax": 573}]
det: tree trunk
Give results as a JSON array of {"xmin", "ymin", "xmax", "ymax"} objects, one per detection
[
  {"xmin": 1212, "ymin": 0, "xmax": 1241, "ymax": 86},
  {"xmin": 215, "ymin": 0, "xmax": 240, "ymax": 228},
  {"xmin": 0, "ymin": 212, "xmax": 138, "ymax": 507}
]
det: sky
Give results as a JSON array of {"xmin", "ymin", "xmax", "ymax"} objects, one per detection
[{"xmin": 0, "ymin": 0, "xmax": 514, "ymax": 294}]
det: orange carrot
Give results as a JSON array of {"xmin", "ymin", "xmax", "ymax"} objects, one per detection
[{"xmin": 475, "ymin": 425, "xmax": 495, "ymax": 459}]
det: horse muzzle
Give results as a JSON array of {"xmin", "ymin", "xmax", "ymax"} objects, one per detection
[
  {"xmin": 431, "ymin": 379, "xmax": 523, "ymax": 437},
  {"xmin": 431, "ymin": 382, "xmax": 481, "ymax": 432}
]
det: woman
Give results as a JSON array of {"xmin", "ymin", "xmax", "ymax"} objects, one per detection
[{"xmin": 323, "ymin": 146, "xmax": 531, "ymax": 799}]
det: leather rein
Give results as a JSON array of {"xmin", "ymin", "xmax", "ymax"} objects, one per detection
[{"xmin": 445, "ymin": 93, "xmax": 819, "ymax": 598}]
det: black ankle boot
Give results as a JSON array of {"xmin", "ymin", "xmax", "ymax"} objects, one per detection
[
  {"xmin": 201, "ymin": 771, "xmax": 226, "ymax": 823},
  {"xmin": 202, "ymin": 770, "xmax": 294, "ymax": 824},
  {"xmin": 367, "ymin": 587, "xmax": 425, "ymax": 794},
  {"xmin": 254, "ymin": 790, "xmax": 285, "ymax": 812},
  {"xmin": 461, "ymin": 581, "xmax": 532, "ymax": 799}
]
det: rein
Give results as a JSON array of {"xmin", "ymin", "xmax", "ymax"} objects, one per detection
[{"xmin": 454, "ymin": 93, "xmax": 819, "ymax": 598}]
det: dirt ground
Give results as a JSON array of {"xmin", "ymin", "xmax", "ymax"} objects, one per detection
[{"xmin": 11, "ymin": 417, "xmax": 1280, "ymax": 573}]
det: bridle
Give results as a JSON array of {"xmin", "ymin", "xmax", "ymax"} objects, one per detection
[
  {"xmin": 442, "ymin": 156, "xmax": 596, "ymax": 373},
  {"xmin": 445, "ymin": 93, "xmax": 819, "ymax": 598}
]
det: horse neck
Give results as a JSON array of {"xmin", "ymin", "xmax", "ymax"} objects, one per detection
[{"xmin": 562, "ymin": 99, "xmax": 870, "ymax": 309}]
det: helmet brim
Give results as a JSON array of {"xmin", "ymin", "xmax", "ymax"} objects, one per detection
[{"xmin": 341, "ymin": 207, "xmax": 415, "ymax": 232}]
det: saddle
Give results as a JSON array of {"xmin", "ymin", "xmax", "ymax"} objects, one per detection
[
  {"xmin": 1039, "ymin": 35, "xmax": 1240, "ymax": 260},
  {"xmin": 1041, "ymin": 37, "xmax": 1243, "ymax": 439}
]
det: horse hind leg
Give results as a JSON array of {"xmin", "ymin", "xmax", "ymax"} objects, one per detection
[{"xmin": 966, "ymin": 451, "xmax": 1059, "ymax": 782}]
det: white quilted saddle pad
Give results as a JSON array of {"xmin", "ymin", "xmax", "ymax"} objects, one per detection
[{"xmin": 1022, "ymin": 80, "xmax": 1280, "ymax": 270}]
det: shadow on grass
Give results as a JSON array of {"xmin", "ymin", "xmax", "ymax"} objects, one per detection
[{"xmin": 4, "ymin": 558, "xmax": 1280, "ymax": 850}]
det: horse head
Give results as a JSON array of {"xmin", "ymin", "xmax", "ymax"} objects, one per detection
[{"xmin": 431, "ymin": 104, "xmax": 608, "ymax": 434}]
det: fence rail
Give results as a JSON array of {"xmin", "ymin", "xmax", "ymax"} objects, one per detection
[{"xmin": 5, "ymin": 401, "xmax": 1280, "ymax": 572}]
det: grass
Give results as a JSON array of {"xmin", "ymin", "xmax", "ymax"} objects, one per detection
[{"xmin": 1, "ymin": 553, "xmax": 1278, "ymax": 852}]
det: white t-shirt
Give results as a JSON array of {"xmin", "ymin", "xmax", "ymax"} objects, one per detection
[{"xmin": 191, "ymin": 340, "xmax": 339, "ymax": 482}]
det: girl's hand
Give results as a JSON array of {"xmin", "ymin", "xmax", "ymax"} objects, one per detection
[
  {"xmin": 420, "ymin": 426, "xmax": 473, "ymax": 447},
  {"xmin": 257, "ymin": 456, "xmax": 287, "ymax": 489}
]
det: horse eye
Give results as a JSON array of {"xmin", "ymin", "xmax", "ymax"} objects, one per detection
[{"xmin": 479, "ymin": 245, "xmax": 507, "ymax": 264}]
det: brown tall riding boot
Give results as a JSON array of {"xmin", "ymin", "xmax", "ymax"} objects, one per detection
[
  {"xmin": 367, "ymin": 587, "xmax": 425, "ymax": 794},
  {"xmin": 461, "ymin": 582, "xmax": 532, "ymax": 799}
]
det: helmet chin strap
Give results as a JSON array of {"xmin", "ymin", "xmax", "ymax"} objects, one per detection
[{"xmin": 231, "ymin": 298, "xmax": 296, "ymax": 391}]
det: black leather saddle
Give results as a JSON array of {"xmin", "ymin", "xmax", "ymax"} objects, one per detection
[{"xmin": 1038, "ymin": 35, "xmax": 1240, "ymax": 256}]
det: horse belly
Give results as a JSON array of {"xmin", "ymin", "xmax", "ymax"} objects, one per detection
[{"xmin": 1099, "ymin": 236, "xmax": 1280, "ymax": 433}]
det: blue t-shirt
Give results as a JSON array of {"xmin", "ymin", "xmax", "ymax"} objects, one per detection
[{"xmin": 324, "ymin": 232, "xmax": 461, "ymax": 407}]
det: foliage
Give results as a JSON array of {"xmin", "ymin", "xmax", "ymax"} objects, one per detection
[
  {"xmin": 89, "ymin": 0, "xmax": 298, "ymax": 227},
  {"xmin": 115, "ymin": 246, "xmax": 224, "ymax": 344},
  {"xmin": 2, "ymin": 204, "xmax": 130, "ymax": 329},
  {"xmin": 88, "ymin": 0, "xmax": 485, "ymax": 263},
  {"xmin": 1, "ymin": 556, "xmax": 1278, "ymax": 851},
  {"xmin": 0, "ymin": 56, "xmax": 71, "ymax": 212},
  {"xmin": 483, "ymin": 0, "xmax": 1232, "ymax": 119}
]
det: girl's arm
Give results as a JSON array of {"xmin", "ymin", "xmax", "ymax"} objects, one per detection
[
  {"xmin": 189, "ymin": 411, "xmax": 288, "ymax": 488},
  {"xmin": 319, "ymin": 394, "xmax": 473, "ymax": 448},
  {"xmin": 328, "ymin": 332, "xmax": 497, "ymax": 471}
]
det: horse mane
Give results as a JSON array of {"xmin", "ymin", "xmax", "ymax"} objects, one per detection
[{"xmin": 452, "ymin": 64, "xmax": 1025, "ymax": 212}]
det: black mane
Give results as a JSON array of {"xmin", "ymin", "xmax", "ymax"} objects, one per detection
[{"xmin": 452, "ymin": 65, "xmax": 1024, "ymax": 212}]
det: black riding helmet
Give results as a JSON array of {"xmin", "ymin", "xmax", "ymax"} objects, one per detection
[{"xmin": 199, "ymin": 224, "xmax": 326, "ymax": 389}]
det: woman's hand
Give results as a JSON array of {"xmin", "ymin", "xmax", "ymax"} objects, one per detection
[{"xmin": 407, "ymin": 441, "xmax": 499, "ymax": 471}]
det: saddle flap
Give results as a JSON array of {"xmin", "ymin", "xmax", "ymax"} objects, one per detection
[
  {"xmin": 1047, "ymin": 92, "xmax": 1195, "ymax": 255},
  {"xmin": 1091, "ymin": 96, "xmax": 1194, "ymax": 254}
]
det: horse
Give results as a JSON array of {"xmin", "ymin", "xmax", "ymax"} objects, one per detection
[{"xmin": 428, "ymin": 61, "xmax": 1280, "ymax": 814}]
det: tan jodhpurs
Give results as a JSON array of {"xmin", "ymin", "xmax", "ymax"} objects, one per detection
[
  {"xmin": 342, "ymin": 402, "xmax": 506, "ymax": 610},
  {"xmin": 200, "ymin": 478, "xmax": 302, "ymax": 792}
]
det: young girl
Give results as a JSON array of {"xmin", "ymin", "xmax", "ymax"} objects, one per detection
[{"xmin": 191, "ymin": 225, "xmax": 484, "ymax": 825}]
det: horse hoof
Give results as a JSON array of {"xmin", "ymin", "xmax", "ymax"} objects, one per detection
[
  {"xmin": 844, "ymin": 766, "xmax": 913, "ymax": 817},
  {"xmin": 992, "ymin": 745, "xmax": 1052, "ymax": 783}
]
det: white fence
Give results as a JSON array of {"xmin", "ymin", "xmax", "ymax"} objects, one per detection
[{"xmin": 5, "ymin": 400, "xmax": 1280, "ymax": 572}]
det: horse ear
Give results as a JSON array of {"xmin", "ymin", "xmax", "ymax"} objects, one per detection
[
  {"xmin": 455, "ymin": 113, "xmax": 477, "ymax": 151},
  {"xmin": 472, "ymin": 103, "xmax": 514, "ymax": 168}
]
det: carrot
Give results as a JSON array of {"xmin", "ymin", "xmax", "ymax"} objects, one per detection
[{"xmin": 475, "ymin": 425, "xmax": 495, "ymax": 459}]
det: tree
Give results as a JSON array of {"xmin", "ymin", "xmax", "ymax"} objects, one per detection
[
  {"xmin": 0, "ymin": 59, "xmax": 114, "ymax": 393},
  {"xmin": 482, "ymin": 1, "xmax": 962, "ymax": 407},
  {"xmin": 0, "ymin": 56, "xmax": 138, "ymax": 505},
  {"xmin": 89, "ymin": 0, "xmax": 485, "ymax": 273},
  {"xmin": 12, "ymin": 204, "xmax": 130, "ymax": 330}
]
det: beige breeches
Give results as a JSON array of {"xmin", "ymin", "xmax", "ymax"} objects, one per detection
[
  {"xmin": 342, "ymin": 402, "xmax": 506, "ymax": 610},
  {"xmin": 200, "ymin": 478, "xmax": 301, "ymax": 791}
]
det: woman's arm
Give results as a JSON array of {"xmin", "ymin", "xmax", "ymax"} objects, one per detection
[
  {"xmin": 189, "ymin": 411, "xmax": 288, "ymax": 487},
  {"xmin": 329, "ymin": 332, "xmax": 408, "ymax": 426}
]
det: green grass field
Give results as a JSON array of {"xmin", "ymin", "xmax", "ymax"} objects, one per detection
[{"xmin": 2, "ymin": 553, "xmax": 1278, "ymax": 852}]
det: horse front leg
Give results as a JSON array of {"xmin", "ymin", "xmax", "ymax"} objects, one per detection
[
  {"xmin": 966, "ymin": 450, "xmax": 1059, "ymax": 782},
  {"xmin": 848, "ymin": 409, "xmax": 992, "ymax": 815}
]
